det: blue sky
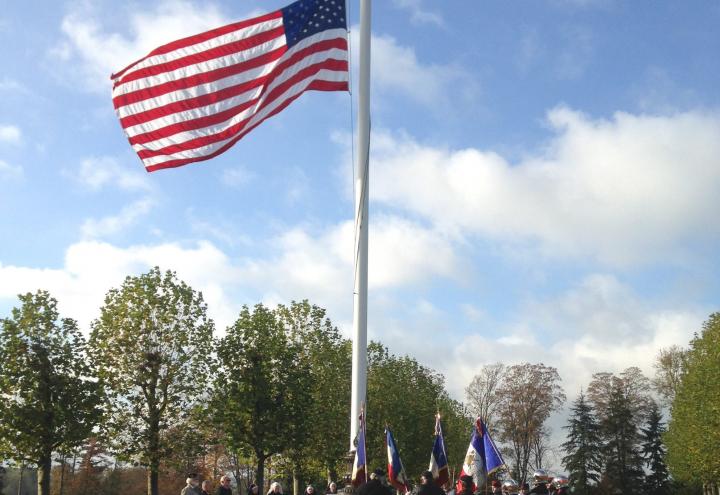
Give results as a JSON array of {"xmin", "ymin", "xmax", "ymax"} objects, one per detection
[{"xmin": 1, "ymin": 0, "xmax": 719, "ymax": 465}]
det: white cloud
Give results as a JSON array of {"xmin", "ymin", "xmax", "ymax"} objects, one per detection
[
  {"xmin": 75, "ymin": 156, "xmax": 151, "ymax": 192},
  {"xmin": 0, "ymin": 214, "xmax": 459, "ymax": 333},
  {"xmin": 371, "ymin": 108, "xmax": 720, "ymax": 266},
  {"xmin": 350, "ymin": 29, "xmax": 475, "ymax": 108},
  {"xmin": 221, "ymin": 166, "xmax": 254, "ymax": 189},
  {"xmin": 0, "ymin": 159, "xmax": 23, "ymax": 179},
  {"xmin": 0, "ymin": 124, "xmax": 22, "ymax": 145},
  {"xmin": 392, "ymin": 0, "xmax": 445, "ymax": 27},
  {"xmin": 81, "ymin": 198, "xmax": 155, "ymax": 238},
  {"xmin": 54, "ymin": 1, "xmax": 233, "ymax": 92}
]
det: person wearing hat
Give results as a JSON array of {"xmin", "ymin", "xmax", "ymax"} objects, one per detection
[
  {"xmin": 418, "ymin": 471, "xmax": 444, "ymax": 495},
  {"xmin": 358, "ymin": 469, "xmax": 392, "ymax": 495},
  {"xmin": 181, "ymin": 474, "xmax": 202, "ymax": 495}
]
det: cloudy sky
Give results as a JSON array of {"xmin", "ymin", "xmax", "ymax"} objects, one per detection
[{"xmin": 1, "ymin": 0, "xmax": 719, "ymax": 465}]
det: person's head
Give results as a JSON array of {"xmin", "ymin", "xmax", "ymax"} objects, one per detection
[
  {"xmin": 248, "ymin": 483, "xmax": 257, "ymax": 494},
  {"xmin": 421, "ymin": 471, "xmax": 433, "ymax": 485},
  {"xmin": 306, "ymin": 486, "xmax": 315, "ymax": 495},
  {"xmin": 491, "ymin": 480, "xmax": 501, "ymax": 493},
  {"xmin": 202, "ymin": 480, "xmax": 211, "ymax": 491},
  {"xmin": 328, "ymin": 482, "xmax": 337, "ymax": 493},
  {"xmin": 460, "ymin": 475, "xmax": 473, "ymax": 492},
  {"xmin": 187, "ymin": 474, "xmax": 200, "ymax": 487},
  {"xmin": 519, "ymin": 482, "xmax": 530, "ymax": 494},
  {"xmin": 371, "ymin": 469, "xmax": 385, "ymax": 481},
  {"xmin": 220, "ymin": 477, "xmax": 232, "ymax": 489},
  {"xmin": 270, "ymin": 482, "xmax": 283, "ymax": 494}
]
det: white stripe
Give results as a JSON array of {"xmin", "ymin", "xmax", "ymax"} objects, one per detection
[
  {"xmin": 125, "ymin": 46, "xmax": 348, "ymax": 139},
  {"xmin": 140, "ymin": 68, "xmax": 348, "ymax": 167},
  {"xmin": 113, "ymin": 17, "xmax": 283, "ymax": 87},
  {"xmin": 113, "ymin": 35, "xmax": 287, "ymax": 99}
]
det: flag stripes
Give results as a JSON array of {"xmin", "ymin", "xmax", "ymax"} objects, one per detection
[{"xmin": 111, "ymin": 0, "xmax": 348, "ymax": 172}]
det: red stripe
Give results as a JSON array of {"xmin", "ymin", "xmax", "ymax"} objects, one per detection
[
  {"xmin": 135, "ymin": 59, "xmax": 348, "ymax": 157},
  {"xmin": 118, "ymin": 38, "xmax": 348, "ymax": 127},
  {"xmin": 144, "ymin": 79, "xmax": 348, "ymax": 172},
  {"xmin": 120, "ymin": 74, "xmax": 267, "ymax": 129},
  {"xmin": 113, "ymin": 46, "xmax": 287, "ymax": 110},
  {"xmin": 111, "ymin": 10, "xmax": 282, "ymax": 80},
  {"xmin": 115, "ymin": 25, "xmax": 285, "ymax": 88}
]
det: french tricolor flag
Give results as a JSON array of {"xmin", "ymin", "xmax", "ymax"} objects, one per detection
[
  {"xmin": 429, "ymin": 414, "xmax": 450, "ymax": 487},
  {"xmin": 386, "ymin": 427, "xmax": 409, "ymax": 493},
  {"xmin": 457, "ymin": 418, "xmax": 506, "ymax": 491}
]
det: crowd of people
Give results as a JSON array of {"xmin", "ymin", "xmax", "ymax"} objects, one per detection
[{"xmin": 178, "ymin": 469, "xmax": 568, "ymax": 495}]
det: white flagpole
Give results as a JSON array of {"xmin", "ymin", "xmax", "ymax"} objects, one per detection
[{"xmin": 350, "ymin": 0, "xmax": 371, "ymax": 450}]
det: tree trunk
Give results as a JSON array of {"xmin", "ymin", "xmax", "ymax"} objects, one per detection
[
  {"xmin": 256, "ymin": 455, "xmax": 266, "ymax": 495},
  {"xmin": 293, "ymin": 468, "xmax": 299, "ymax": 495},
  {"xmin": 59, "ymin": 452, "xmax": 67, "ymax": 495},
  {"xmin": 17, "ymin": 464, "xmax": 24, "ymax": 495},
  {"xmin": 38, "ymin": 451, "xmax": 52, "ymax": 495}
]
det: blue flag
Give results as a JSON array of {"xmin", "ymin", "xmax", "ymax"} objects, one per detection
[{"xmin": 429, "ymin": 414, "xmax": 450, "ymax": 486}]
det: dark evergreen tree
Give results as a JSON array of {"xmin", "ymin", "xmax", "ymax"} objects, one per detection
[
  {"xmin": 601, "ymin": 385, "xmax": 645, "ymax": 494},
  {"xmin": 641, "ymin": 401, "xmax": 670, "ymax": 494},
  {"xmin": 561, "ymin": 392, "xmax": 602, "ymax": 495}
]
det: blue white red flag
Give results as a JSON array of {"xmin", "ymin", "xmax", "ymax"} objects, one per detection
[
  {"xmin": 352, "ymin": 410, "xmax": 367, "ymax": 487},
  {"xmin": 429, "ymin": 414, "xmax": 450, "ymax": 487},
  {"xmin": 458, "ymin": 418, "xmax": 506, "ymax": 490},
  {"xmin": 459, "ymin": 418, "xmax": 486, "ymax": 490},
  {"xmin": 481, "ymin": 418, "xmax": 506, "ymax": 475},
  {"xmin": 386, "ymin": 427, "xmax": 409, "ymax": 493},
  {"xmin": 111, "ymin": 0, "xmax": 349, "ymax": 172}
]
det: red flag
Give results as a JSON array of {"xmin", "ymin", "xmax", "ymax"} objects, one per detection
[{"xmin": 111, "ymin": 0, "xmax": 349, "ymax": 172}]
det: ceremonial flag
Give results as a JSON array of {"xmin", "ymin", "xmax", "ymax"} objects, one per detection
[
  {"xmin": 385, "ymin": 427, "xmax": 409, "ymax": 493},
  {"xmin": 111, "ymin": 0, "xmax": 349, "ymax": 172},
  {"xmin": 458, "ymin": 418, "xmax": 506, "ymax": 490},
  {"xmin": 429, "ymin": 414, "xmax": 450, "ymax": 487},
  {"xmin": 351, "ymin": 410, "xmax": 367, "ymax": 487},
  {"xmin": 481, "ymin": 419, "xmax": 506, "ymax": 475}
]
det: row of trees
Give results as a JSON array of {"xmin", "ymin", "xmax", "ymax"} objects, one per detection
[
  {"xmin": 461, "ymin": 314, "xmax": 720, "ymax": 495},
  {"xmin": 0, "ymin": 268, "xmax": 470, "ymax": 495},
  {"xmin": 1, "ymin": 267, "xmax": 718, "ymax": 495}
]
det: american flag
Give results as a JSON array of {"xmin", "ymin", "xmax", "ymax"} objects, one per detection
[{"xmin": 111, "ymin": 0, "xmax": 349, "ymax": 172}]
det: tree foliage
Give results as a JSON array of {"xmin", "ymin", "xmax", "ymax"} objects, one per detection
[
  {"xmin": 665, "ymin": 313, "xmax": 720, "ymax": 487},
  {"xmin": 652, "ymin": 346, "xmax": 688, "ymax": 408},
  {"xmin": 496, "ymin": 363, "xmax": 565, "ymax": 485},
  {"xmin": 641, "ymin": 401, "xmax": 670, "ymax": 495},
  {"xmin": 88, "ymin": 267, "xmax": 215, "ymax": 495},
  {"xmin": 214, "ymin": 303, "xmax": 312, "ymax": 493},
  {"xmin": 465, "ymin": 363, "xmax": 505, "ymax": 428},
  {"xmin": 365, "ymin": 342, "xmax": 470, "ymax": 484},
  {"xmin": 561, "ymin": 392, "xmax": 602, "ymax": 495},
  {"xmin": 0, "ymin": 291, "xmax": 102, "ymax": 495}
]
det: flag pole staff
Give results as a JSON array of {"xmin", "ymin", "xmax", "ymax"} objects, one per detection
[{"xmin": 350, "ymin": 0, "xmax": 371, "ymax": 450}]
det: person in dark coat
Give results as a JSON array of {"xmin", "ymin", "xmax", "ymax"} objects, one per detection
[
  {"xmin": 326, "ymin": 482, "xmax": 338, "ymax": 495},
  {"xmin": 215, "ymin": 476, "xmax": 233, "ymax": 495},
  {"xmin": 417, "ymin": 471, "xmax": 444, "ymax": 495},
  {"xmin": 457, "ymin": 475, "xmax": 474, "ymax": 495},
  {"xmin": 358, "ymin": 469, "xmax": 393, "ymax": 495}
]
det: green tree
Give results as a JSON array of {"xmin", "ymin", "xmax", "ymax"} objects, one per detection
[
  {"xmin": 365, "ymin": 342, "xmax": 469, "ymax": 483},
  {"xmin": 599, "ymin": 385, "xmax": 645, "ymax": 495},
  {"xmin": 214, "ymin": 304, "xmax": 311, "ymax": 493},
  {"xmin": 641, "ymin": 401, "xmax": 669, "ymax": 495},
  {"xmin": 665, "ymin": 313, "xmax": 720, "ymax": 493},
  {"xmin": 561, "ymin": 391, "xmax": 602, "ymax": 495},
  {"xmin": 88, "ymin": 267, "xmax": 215, "ymax": 495},
  {"xmin": 0, "ymin": 291, "xmax": 102, "ymax": 495},
  {"xmin": 277, "ymin": 301, "xmax": 352, "ymax": 486}
]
